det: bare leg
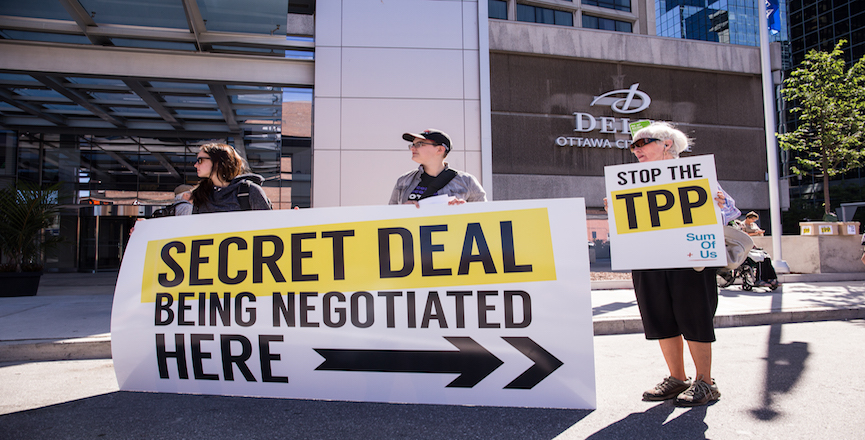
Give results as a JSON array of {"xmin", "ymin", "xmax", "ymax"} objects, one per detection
[
  {"xmin": 659, "ymin": 336, "xmax": 687, "ymax": 381},
  {"xmin": 687, "ymin": 340, "xmax": 712, "ymax": 383}
]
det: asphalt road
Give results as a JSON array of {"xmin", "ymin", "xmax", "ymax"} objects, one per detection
[{"xmin": 2, "ymin": 319, "xmax": 864, "ymax": 440}]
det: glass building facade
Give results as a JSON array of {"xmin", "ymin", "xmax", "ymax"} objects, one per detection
[
  {"xmin": 488, "ymin": 0, "xmax": 638, "ymax": 33},
  {"xmin": 783, "ymin": 0, "xmax": 865, "ymax": 209},
  {"xmin": 583, "ymin": 15, "xmax": 634, "ymax": 31},
  {"xmin": 517, "ymin": 4, "xmax": 575, "ymax": 26},
  {"xmin": 656, "ymin": 0, "xmax": 788, "ymax": 46},
  {"xmin": 0, "ymin": 0, "xmax": 314, "ymax": 271},
  {"xmin": 788, "ymin": 0, "xmax": 864, "ymax": 67}
]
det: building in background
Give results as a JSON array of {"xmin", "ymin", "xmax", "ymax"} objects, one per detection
[
  {"xmin": 787, "ymin": 0, "xmax": 863, "ymax": 65},
  {"xmin": 783, "ymin": 0, "xmax": 865, "ymax": 214},
  {"xmin": 0, "ymin": 0, "xmax": 780, "ymax": 271},
  {"xmin": 486, "ymin": 0, "xmax": 773, "ymax": 220},
  {"xmin": 0, "ymin": 0, "xmax": 315, "ymax": 271}
]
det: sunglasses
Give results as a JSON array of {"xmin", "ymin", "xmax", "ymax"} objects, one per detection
[
  {"xmin": 408, "ymin": 142, "xmax": 439, "ymax": 150},
  {"xmin": 194, "ymin": 156, "xmax": 210, "ymax": 164},
  {"xmin": 629, "ymin": 138, "xmax": 661, "ymax": 151}
]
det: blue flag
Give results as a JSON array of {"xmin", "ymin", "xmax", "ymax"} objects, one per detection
[{"xmin": 766, "ymin": 0, "xmax": 780, "ymax": 35}]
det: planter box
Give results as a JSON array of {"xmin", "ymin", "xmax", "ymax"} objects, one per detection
[
  {"xmin": 753, "ymin": 235, "xmax": 865, "ymax": 274},
  {"xmin": 799, "ymin": 222, "xmax": 838, "ymax": 236},
  {"xmin": 800, "ymin": 222, "xmax": 860, "ymax": 237},
  {"xmin": 840, "ymin": 222, "xmax": 860, "ymax": 236},
  {"xmin": 0, "ymin": 271, "xmax": 43, "ymax": 297}
]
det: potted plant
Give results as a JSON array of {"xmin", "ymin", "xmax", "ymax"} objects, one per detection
[{"xmin": 0, "ymin": 181, "xmax": 62, "ymax": 297}]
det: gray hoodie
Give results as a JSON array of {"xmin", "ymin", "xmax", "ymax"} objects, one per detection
[
  {"xmin": 172, "ymin": 193, "xmax": 193, "ymax": 216},
  {"xmin": 193, "ymin": 173, "xmax": 271, "ymax": 213},
  {"xmin": 388, "ymin": 163, "xmax": 486, "ymax": 205}
]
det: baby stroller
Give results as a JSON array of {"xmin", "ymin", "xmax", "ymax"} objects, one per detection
[{"xmin": 718, "ymin": 247, "xmax": 779, "ymax": 291}]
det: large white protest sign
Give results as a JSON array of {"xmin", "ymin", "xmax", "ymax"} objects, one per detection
[
  {"xmin": 604, "ymin": 155, "xmax": 727, "ymax": 270},
  {"xmin": 111, "ymin": 198, "xmax": 596, "ymax": 409}
]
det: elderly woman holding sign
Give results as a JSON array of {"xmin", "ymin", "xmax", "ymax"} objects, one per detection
[{"xmin": 627, "ymin": 122, "xmax": 740, "ymax": 407}]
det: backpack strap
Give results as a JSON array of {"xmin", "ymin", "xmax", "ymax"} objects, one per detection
[
  {"xmin": 418, "ymin": 169, "xmax": 458, "ymax": 200},
  {"xmin": 237, "ymin": 180, "xmax": 251, "ymax": 211},
  {"xmin": 149, "ymin": 201, "xmax": 182, "ymax": 218},
  {"xmin": 167, "ymin": 201, "xmax": 182, "ymax": 215}
]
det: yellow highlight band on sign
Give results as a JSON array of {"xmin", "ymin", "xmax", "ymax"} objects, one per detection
[
  {"xmin": 140, "ymin": 208, "xmax": 556, "ymax": 302},
  {"xmin": 611, "ymin": 178, "xmax": 717, "ymax": 235}
]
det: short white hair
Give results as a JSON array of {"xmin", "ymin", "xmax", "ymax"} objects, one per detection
[{"xmin": 633, "ymin": 122, "xmax": 692, "ymax": 158}]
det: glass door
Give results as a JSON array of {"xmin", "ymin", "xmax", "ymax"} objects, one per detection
[{"xmin": 79, "ymin": 215, "xmax": 137, "ymax": 272}]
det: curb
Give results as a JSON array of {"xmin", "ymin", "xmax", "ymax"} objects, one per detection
[
  {"xmin": 590, "ymin": 279, "xmax": 633, "ymax": 290},
  {"xmin": 590, "ymin": 272, "xmax": 865, "ymax": 291},
  {"xmin": 0, "ymin": 334, "xmax": 111, "ymax": 363},
  {"xmin": 4, "ymin": 308, "xmax": 864, "ymax": 362},
  {"xmin": 778, "ymin": 272, "xmax": 865, "ymax": 283},
  {"xmin": 593, "ymin": 307, "xmax": 865, "ymax": 336}
]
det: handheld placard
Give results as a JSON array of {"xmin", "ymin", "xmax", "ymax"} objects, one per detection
[{"xmin": 629, "ymin": 120, "xmax": 652, "ymax": 136}]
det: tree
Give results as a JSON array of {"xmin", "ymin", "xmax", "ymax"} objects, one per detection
[{"xmin": 778, "ymin": 40, "xmax": 865, "ymax": 216}]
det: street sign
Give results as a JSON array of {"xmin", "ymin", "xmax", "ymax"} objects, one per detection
[
  {"xmin": 605, "ymin": 154, "xmax": 727, "ymax": 270},
  {"xmin": 111, "ymin": 198, "xmax": 595, "ymax": 409}
]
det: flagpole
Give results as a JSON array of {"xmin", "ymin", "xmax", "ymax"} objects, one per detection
[{"xmin": 758, "ymin": 0, "xmax": 790, "ymax": 273}]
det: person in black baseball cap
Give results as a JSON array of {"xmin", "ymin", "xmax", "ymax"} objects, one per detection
[{"xmin": 389, "ymin": 129, "xmax": 486, "ymax": 205}]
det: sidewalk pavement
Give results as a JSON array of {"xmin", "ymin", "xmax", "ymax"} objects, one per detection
[{"xmin": 1, "ymin": 270, "xmax": 864, "ymax": 362}]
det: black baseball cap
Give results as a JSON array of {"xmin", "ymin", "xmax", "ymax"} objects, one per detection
[{"xmin": 402, "ymin": 129, "xmax": 452, "ymax": 153}]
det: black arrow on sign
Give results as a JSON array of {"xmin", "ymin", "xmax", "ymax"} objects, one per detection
[
  {"xmin": 314, "ymin": 336, "xmax": 503, "ymax": 388},
  {"xmin": 502, "ymin": 337, "xmax": 564, "ymax": 389}
]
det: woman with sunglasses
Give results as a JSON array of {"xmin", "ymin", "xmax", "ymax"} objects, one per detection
[
  {"xmin": 627, "ymin": 122, "xmax": 740, "ymax": 407},
  {"xmin": 191, "ymin": 142, "xmax": 272, "ymax": 213}
]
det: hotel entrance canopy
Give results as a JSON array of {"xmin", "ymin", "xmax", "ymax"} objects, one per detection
[{"xmin": 0, "ymin": 0, "xmax": 314, "ymax": 196}]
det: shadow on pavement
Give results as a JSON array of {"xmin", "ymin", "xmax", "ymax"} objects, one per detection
[
  {"xmin": 585, "ymin": 401, "xmax": 709, "ymax": 439},
  {"xmin": 718, "ymin": 287, "xmax": 776, "ymax": 298},
  {"xmin": 592, "ymin": 300, "xmax": 637, "ymax": 317},
  {"xmin": 750, "ymin": 291, "xmax": 810, "ymax": 420},
  {"xmin": 1, "ymin": 391, "xmax": 590, "ymax": 440},
  {"xmin": 800, "ymin": 284, "xmax": 865, "ymax": 310}
]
